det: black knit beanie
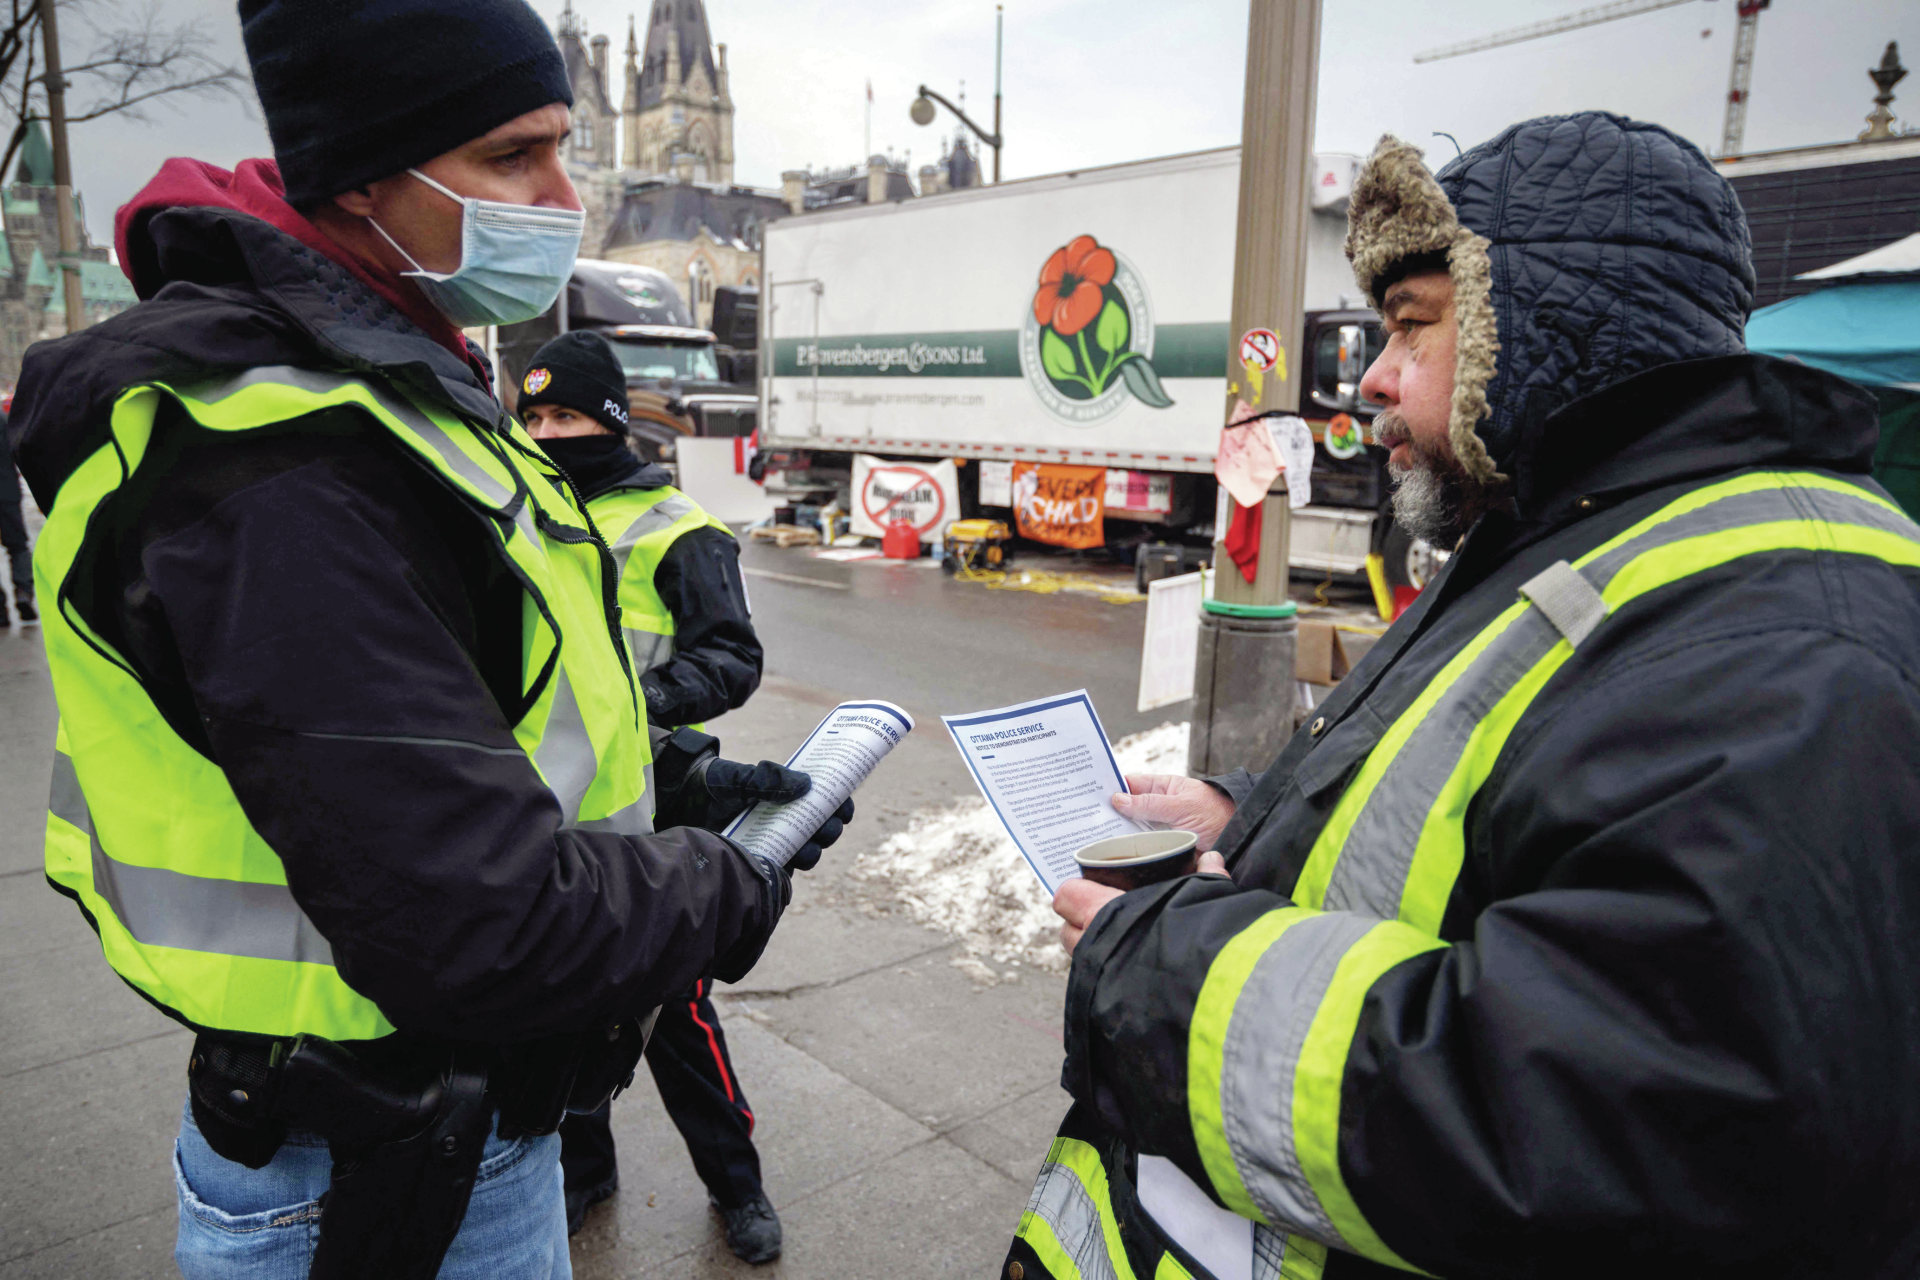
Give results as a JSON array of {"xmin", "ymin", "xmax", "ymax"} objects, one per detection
[
  {"xmin": 519, "ymin": 331, "xmax": 633, "ymax": 432},
  {"xmin": 239, "ymin": 0, "xmax": 573, "ymax": 210}
]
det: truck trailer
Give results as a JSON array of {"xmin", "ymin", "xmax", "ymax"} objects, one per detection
[{"xmin": 757, "ymin": 145, "xmax": 1441, "ymax": 588}]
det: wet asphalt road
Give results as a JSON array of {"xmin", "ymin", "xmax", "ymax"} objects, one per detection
[{"xmin": 736, "ymin": 540, "xmax": 1176, "ymax": 743}]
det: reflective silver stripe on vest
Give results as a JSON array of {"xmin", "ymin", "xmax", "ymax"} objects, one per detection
[
  {"xmin": 1518, "ymin": 560, "xmax": 1607, "ymax": 648},
  {"xmin": 574, "ymin": 771, "xmax": 655, "ymax": 838},
  {"xmin": 606, "ymin": 495, "xmax": 702, "ymax": 597},
  {"xmin": 1218, "ymin": 910, "xmax": 1376, "ymax": 1249},
  {"xmin": 624, "ymin": 627, "xmax": 676, "ymax": 676},
  {"xmin": 1024, "ymin": 1158, "xmax": 1120, "ymax": 1280},
  {"xmin": 1320, "ymin": 479, "xmax": 1917, "ymax": 919},
  {"xmin": 1252, "ymin": 1224, "xmax": 1287, "ymax": 1280},
  {"xmin": 50, "ymin": 751, "xmax": 335, "ymax": 966},
  {"xmin": 608, "ymin": 495, "xmax": 701, "ymax": 560},
  {"xmin": 49, "ymin": 748, "xmax": 91, "ymax": 836},
  {"xmin": 533, "ymin": 667, "xmax": 599, "ymax": 826},
  {"xmin": 180, "ymin": 365, "xmax": 546, "ymax": 550},
  {"xmin": 606, "ymin": 498, "xmax": 699, "ymax": 678}
]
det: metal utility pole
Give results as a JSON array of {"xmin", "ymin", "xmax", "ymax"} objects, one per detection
[
  {"xmin": 1720, "ymin": 0, "xmax": 1770, "ymax": 156},
  {"xmin": 993, "ymin": 6, "xmax": 1003, "ymax": 183},
  {"xmin": 909, "ymin": 9, "xmax": 1005, "ymax": 185},
  {"xmin": 1189, "ymin": 0, "xmax": 1321, "ymax": 777},
  {"xmin": 39, "ymin": 0, "xmax": 85, "ymax": 334}
]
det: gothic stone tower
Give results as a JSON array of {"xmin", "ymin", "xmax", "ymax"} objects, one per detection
[
  {"xmin": 623, "ymin": 0, "xmax": 734, "ymax": 183},
  {"xmin": 555, "ymin": 1, "xmax": 618, "ymax": 170}
]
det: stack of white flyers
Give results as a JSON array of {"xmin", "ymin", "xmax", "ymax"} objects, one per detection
[
  {"xmin": 941, "ymin": 690, "xmax": 1146, "ymax": 894},
  {"xmin": 724, "ymin": 700, "xmax": 915, "ymax": 867}
]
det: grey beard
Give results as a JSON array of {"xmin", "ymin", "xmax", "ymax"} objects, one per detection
[
  {"xmin": 1376, "ymin": 409, "xmax": 1508, "ymax": 548},
  {"xmin": 1389, "ymin": 462, "xmax": 1475, "ymax": 548}
]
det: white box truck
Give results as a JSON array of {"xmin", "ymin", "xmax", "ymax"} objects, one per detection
[{"xmin": 758, "ymin": 145, "xmax": 1442, "ymax": 589}]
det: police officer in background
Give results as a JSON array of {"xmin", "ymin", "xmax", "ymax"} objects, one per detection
[
  {"xmin": 0, "ymin": 397, "xmax": 34, "ymax": 625},
  {"xmin": 516, "ymin": 330, "xmax": 786, "ymax": 1261},
  {"xmin": 9, "ymin": 2, "xmax": 849, "ymax": 1275}
]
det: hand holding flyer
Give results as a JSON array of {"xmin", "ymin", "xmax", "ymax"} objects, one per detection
[
  {"xmin": 941, "ymin": 690, "xmax": 1145, "ymax": 894},
  {"xmin": 724, "ymin": 701, "xmax": 914, "ymax": 867}
]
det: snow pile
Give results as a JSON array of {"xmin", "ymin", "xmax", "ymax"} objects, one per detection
[{"xmin": 853, "ymin": 722, "xmax": 1190, "ymax": 976}]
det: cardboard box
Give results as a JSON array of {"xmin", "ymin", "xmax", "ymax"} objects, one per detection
[{"xmin": 1295, "ymin": 620, "xmax": 1353, "ymax": 685}]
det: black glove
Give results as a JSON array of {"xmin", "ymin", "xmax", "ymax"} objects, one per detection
[
  {"xmin": 788, "ymin": 796, "xmax": 855, "ymax": 872},
  {"xmin": 698, "ymin": 758, "xmax": 812, "ymax": 826},
  {"xmin": 695, "ymin": 759, "xmax": 855, "ymax": 872}
]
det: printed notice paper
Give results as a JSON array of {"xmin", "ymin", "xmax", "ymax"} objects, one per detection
[
  {"xmin": 942, "ymin": 690, "xmax": 1144, "ymax": 893},
  {"xmin": 724, "ymin": 700, "xmax": 914, "ymax": 867}
]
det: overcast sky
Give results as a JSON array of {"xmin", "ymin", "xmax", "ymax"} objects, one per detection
[{"xmin": 54, "ymin": 0, "xmax": 1920, "ymax": 252}]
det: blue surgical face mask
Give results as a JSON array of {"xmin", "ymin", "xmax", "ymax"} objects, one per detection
[{"xmin": 370, "ymin": 169, "xmax": 584, "ymax": 328}]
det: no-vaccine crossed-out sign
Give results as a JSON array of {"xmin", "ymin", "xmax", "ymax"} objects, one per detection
[{"xmin": 850, "ymin": 454, "xmax": 961, "ymax": 542}]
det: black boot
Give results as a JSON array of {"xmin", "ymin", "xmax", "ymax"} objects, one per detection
[
  {"xmin": 14, "ymin": 595, "xmax": 35, "ymax": 624},
  {"xmin": 714, "ymin": 1189, "xmax": 781, "ymax": 1264}
]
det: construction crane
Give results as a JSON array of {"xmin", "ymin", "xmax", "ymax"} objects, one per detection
[{"xmin": 1412, "ymin": 0, "xmax": 1773, "ymax": 156}]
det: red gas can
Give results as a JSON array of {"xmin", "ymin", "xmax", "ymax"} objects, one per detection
[{"xmin": 882, "ymin": 517, "xmax": 921, "ymax": 559}]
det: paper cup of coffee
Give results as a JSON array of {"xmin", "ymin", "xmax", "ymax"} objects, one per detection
[{"xmin": 1074, "ymin": 830, "xmax": 1200, "ymax": 892}]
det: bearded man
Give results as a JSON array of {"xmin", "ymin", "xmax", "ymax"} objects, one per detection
[{"xmin": 1010, "ymin": 112, "xmax": 1920, "ymax": 1280}]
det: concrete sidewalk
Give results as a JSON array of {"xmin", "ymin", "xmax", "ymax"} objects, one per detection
[{"xmin": 0, "ymin": 622, "xmax": 1068, "ymax": 1277}]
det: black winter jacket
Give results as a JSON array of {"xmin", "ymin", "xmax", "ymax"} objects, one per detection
[
  {"xmin": 559, "ymin": 446, "xmax": 762, "ymax": 727},
  {"xmin": 1061, "ymin": 114, "xmax": 1920, "ymax": 1279},
  {"xmin": 9, "ymin": 203, "xmax": 779, "ymax": 1046}
]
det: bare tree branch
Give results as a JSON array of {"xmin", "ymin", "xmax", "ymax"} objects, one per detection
[{"xmin": 0, "ymin": 0, "xmax": 249, "ymax": 185}]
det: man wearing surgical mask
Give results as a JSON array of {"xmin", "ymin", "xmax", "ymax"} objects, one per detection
[{"xmin": 7, "ymin": 2, "xmax": 850, "ymax": 1275}]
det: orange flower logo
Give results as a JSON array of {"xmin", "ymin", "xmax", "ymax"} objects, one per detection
[
  {"xmin": 1023, "ymin": 234, "xmax": 1172, "ymax": 413},
  {"xmin": 1032, "ymin": 234, "xmax": 1116, "ymax": 337}
]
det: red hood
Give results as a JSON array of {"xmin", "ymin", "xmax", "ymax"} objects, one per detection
[{"xmin": 114, "ymin": 157, "xmax": 472, "ymax": 362}]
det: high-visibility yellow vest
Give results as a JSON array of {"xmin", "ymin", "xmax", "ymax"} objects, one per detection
[
  {"xmin": 1015, "ymin": 470, "xmax": 1920, "ymax": 1280},
  {"xmin": 38, "ymin": 365, "xmax": 653, "ymax": 1042},
  {"xmin": 588, "ymin": 481, "xmax": 732, "ymax": 710}
]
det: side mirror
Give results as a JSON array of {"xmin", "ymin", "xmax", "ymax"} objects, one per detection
[{"xmin": 1335, "ymin": 324, "xmax": 1367, "ymax": 411}]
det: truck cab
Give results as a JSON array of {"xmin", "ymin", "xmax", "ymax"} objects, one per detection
[
  {"xmin": 1294, "ymin": 308, "xmax": 1443, "ymax": 590},
  {"xmin": 494, "ymin": 259, "xmax": 756, "ymax": 462}
]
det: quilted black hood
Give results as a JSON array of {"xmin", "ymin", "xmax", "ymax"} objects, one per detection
[{"xmin": 1347, "ymin": 112, "xmax": 1757, "ymax": 481}]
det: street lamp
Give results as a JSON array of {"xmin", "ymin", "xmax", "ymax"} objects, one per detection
[{"xmin": 910, "ymin": 5, "xmax": 1004, "ymax": 182}]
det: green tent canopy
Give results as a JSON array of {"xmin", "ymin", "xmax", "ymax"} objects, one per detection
[{"xmin": 1746, "ymin": 238, "xmax": 1920, "ymax": 518}]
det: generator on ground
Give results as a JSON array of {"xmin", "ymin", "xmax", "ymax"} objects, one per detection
[{"xmin": 942, "ymin": 520, "xmax": 1014, "ymax": 575}]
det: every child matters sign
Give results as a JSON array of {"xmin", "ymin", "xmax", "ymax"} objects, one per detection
[{"xmin": 1012, "ymin": 462, "xmax": 1106, "ymax": 549}]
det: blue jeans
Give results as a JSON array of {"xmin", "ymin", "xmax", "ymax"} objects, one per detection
[{"xmin": 173, "ymin": 1096, "xmax": 572, "ymax": 1279}]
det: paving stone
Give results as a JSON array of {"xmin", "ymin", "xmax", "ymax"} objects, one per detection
[
  {"xmin": 0, "ymin": 631, "xmax": 55, "ymax": 878},
  {"xmin": 625, "ymin": 1137, "xmax": 1024, "ymax": 1279},
  {"xmin": 943, "ymin": 1081, "xmax": 1076, "ymax": 1185},
  {"xmin": 0, "ymin": 1031, "xmax": 187, "ymax": 1265},
  {"xmin": 0, "ymin": 1207, "xmax": 176, "ymax": 1280},
  {"xmin": 0, "ymin": 933, "xmax": 180, "ymax": 1079},
  {"xmin": 569, "ymin": 1011, "xmax": 936, "ymax": 1274},
  {"xmin": 741, "ymin": 948, "xmax": 1070, "ymax": 1135}
]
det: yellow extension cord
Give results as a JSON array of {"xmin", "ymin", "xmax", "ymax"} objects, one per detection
[{"xmin": 951, "ymin": 562, "xmax": 1147, "ymax": 606}]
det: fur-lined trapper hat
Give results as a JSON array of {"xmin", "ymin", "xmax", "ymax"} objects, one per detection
[{"xmin": 1345, "ymin": 113, "xmax": 1756, "ymax": 483}]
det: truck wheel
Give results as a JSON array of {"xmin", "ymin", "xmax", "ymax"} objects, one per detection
[{"xmin": 1380, "ymin": 521, "xmax": 1447, "ymax": 590}]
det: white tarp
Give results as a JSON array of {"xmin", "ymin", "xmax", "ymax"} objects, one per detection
[
  {"xmin": 849, "ymin": 454, "xmax": 961, "ymax": 541},
  {"xmin": 1799, "ymin": 231, "xmax": 1920, "ymax": 280}
]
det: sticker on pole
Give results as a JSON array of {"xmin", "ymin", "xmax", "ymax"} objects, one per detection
[
  {"xmin": 1238, "ymin": 329, "xmax": 1281, "ymax": 372},
  {"xmin": 850, "ymin": 454, "xmax": 960, "ymax": 542}
]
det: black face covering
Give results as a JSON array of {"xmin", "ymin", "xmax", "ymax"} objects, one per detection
[{"xmin": 537, "ymin": 432, "xmax": 641, "ymax": 497}]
